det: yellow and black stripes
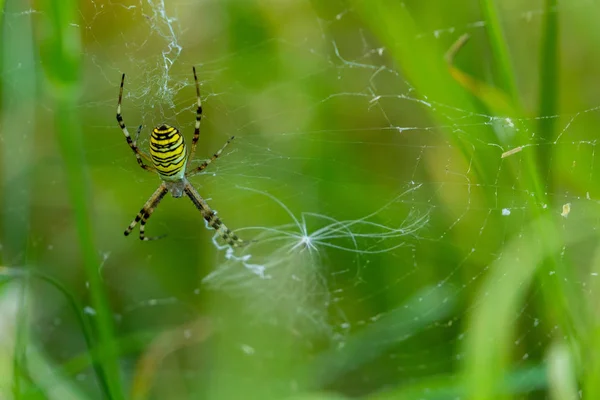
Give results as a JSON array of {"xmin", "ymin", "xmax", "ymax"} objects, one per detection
[
  {"xmin": 118, "ymin": 67, "xmax": 246, "ymax": 246},
  {"xmin": 149, "ymin": 125, "xmax": 187, "ymax": 179},
  {"xmin": 184, "ymin": 183, "xmax": 245, "ymax": 247}
]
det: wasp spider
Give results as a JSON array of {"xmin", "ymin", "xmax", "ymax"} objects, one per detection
[{"xmin": 116, "ymin": 67, "xmax": 245, "ymax": 246}]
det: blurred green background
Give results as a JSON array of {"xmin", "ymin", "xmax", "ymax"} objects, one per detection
[{"xmin": 2, "ymin": 0, "xmax": 600, "ymax": 399}]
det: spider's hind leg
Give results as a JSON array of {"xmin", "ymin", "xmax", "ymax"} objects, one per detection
[
  {"xmin": 183, "ymin": 183, "xmax": 246, "ymax": 247},
  {"xmin": 124, "ymin": 184, "xmax": 169, "ymax": 241},
  {"xmin": 139, "ymin": 211, "xmax": 167, "ymax": 241}
]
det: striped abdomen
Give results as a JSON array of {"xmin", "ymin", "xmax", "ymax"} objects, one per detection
[{"xmin": 150, "ymin": 125, "xmax": 187, "ymax": 180}]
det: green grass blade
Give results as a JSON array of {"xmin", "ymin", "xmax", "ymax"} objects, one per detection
[
  {"xmin": 26, "ymin": 344, "xmax": 88, "ymax": 399},
  {"xmin": 463, "ymin": 214, "xmax": 593, "ymax": 399},
  {"xmin": 304, "ymin": 285, "xmax": 456, "ymax": 389},
  {"xmin": 372, "ymin": 364, "xmax": 547, "ymax": 399},
  {"xmin": 1, "ymin": 1, "xmax": 36, "ymax": 396},
  {"xmin": 351, "ymin": 0, "xmax": 505, "ymax": 201},
  {"xmin": 445, "ymin": 33, "xmax": 518, "ymax": 117},
  {"xmin": 478, "ymin": 0, "xmax": 519, "ymax": 107},
  {"xmin": 538, "ymin": 0, "xmax": 559, "ymax": 184},
  {"xmin": 352, "ymin": 0, "xmax": 472, "ymax": 110},
  {"xmin": 1, "ymin": 0, "xmax": 35, "ymax": 269},
  {"xmin": 36, "ymin": 1, "xmax": 123, "ymax": 398},
  {"xmin": 547, "ymin": 341, "xmax": 578, "ymax": 400},
  {"xmin": 1, "ymin": 266, "xmax": 111, "ymax": 396},
  {"xmin": 584, "ymin": 243, "xmax": 600, "ymax": 397}
]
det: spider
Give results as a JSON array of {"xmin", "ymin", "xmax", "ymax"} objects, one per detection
[{"xmin": 116, "ymin": 67, "xmax": 245, "ymax": 246}]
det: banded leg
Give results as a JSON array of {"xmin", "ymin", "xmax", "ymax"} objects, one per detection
[
  {"xmin": 134, "ymin": 125, "xmax": 154, "ymax": 163},
  {"xmin": 117, "ymin": 73, "xmax": 155, "ymax": 172},
  {"xmin": 190, "ymin": 66, "xmax": 203, "ymax": 157},
  {"xmin": 124, "ymin": 184, "xmax": 169, "ymax": 241},
  {"xmin": 185, "ymin": 136, "xmax": 235, "ymax": 178},
  {"xmin": 184, "ymin": 183, "xmax": 245, "ymax": 247}
]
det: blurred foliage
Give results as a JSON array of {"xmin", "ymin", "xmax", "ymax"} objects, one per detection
[{"xmin": 1, "ymin": 0, "xmax": 600, "ymax": 399}]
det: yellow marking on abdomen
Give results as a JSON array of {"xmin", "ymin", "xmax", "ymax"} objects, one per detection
[
  {"xmin": 153, "ymin": 126, "xmax": 176, "ymax": 134},
  {"xmin": 150, "ymin": 139, "xmax": 184, "ymax": 159},
  {"xmin": 151, "ymin": 128, "xmax": 179, "ymax": 140},
  {"xmin": 149, "ymin": 126, "xmax": 188, "ymax": 178},
  {"xmin": 155, "ymin": 158, "xmax": 186, "ymax": 174}
]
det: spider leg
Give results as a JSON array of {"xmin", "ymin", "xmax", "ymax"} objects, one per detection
[
  {"xmin": 185, "ymin": 136, "xmax": 235, "ymax": 178},
  {"xmin": 183, "ymin": 183, "xmax": 245, "ymax": 247},
  {"xmin": 117, "ymin": 73, "xmax": 156, "ymax": 172},
  {"xmin": 124, "ymin": 184, "xmax": 169, "ymax": 241},
  {"xmin": 134, "ymin": 125, "xmax": 154, "ymax": 163},
  {"xmin": 190, "ymin": 66, "xmax": 202, "ymax": 157},
  {"xmin": 139, "ymin": 209, "xmax": 167, "ymax": 241}
]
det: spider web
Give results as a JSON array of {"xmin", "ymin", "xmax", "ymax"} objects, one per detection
[{"xmin": 2, "ymin": 0, "xmax": 599, "ymax": 398}]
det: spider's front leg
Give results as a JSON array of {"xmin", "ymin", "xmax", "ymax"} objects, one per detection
[
  {"xmin": 185, "ymin": 136, "xmax": 236, "ymax": 178},
  {"xmin": 116, "ymin": 73, "xmax": 156, "ymax": 173},
  {"xmin": 190, "ymin": 66, "xmax": 203, "ymax": 157}
]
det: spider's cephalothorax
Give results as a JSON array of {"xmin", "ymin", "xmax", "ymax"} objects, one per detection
[{"xmin": 116, "ymin": 67, "xmax": 245, "ymax": 246}]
